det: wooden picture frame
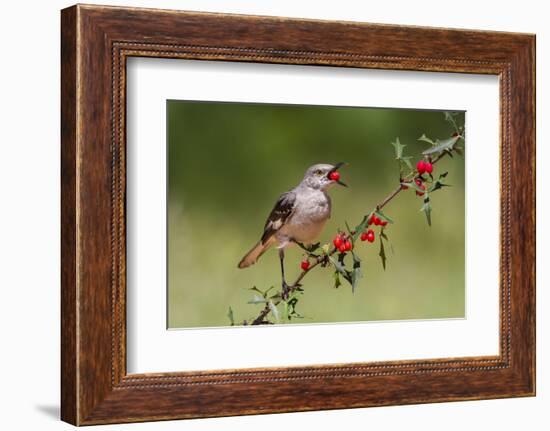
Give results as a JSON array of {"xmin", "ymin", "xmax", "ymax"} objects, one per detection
[{"xmin": 61, "ymin": 4, "xmax": 535, "ymax": 425}]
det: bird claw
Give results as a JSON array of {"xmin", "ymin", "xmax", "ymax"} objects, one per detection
[{"xmin": 281, "ymin": 281, "xmax": 292, "ymax": 300}]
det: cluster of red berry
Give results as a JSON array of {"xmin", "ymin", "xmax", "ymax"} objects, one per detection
[
  {"xmin": 414, "ymin": 178, "xmax": 426, "ymax": 196},
  {"xmin": 333, "ymin": 233, "xmax": 353, "ymax": 253},
  {"xmin": 416, "ymin": 159, "xmax": 433, "ymax": 175},
  {"xmin": 300, "ymin": 231, "xmax": 354, "ymax": 271},
  {"xmin": 368, "ymin": 213, "xmax": 387, "ymax": 227},
  {"xmin": 358, "ymin": 213, "xmax": 386, "ymax": 243},
  {"xmin": 413, "ymin": 159, "xmax": 434, "ymax": 197},
  {"xmin": 360, "ymin": 229, "xmax": 375, "ymax": 243}
]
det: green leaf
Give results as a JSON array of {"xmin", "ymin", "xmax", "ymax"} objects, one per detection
[
  {"xmin": 401, "ymin": 181, "xmax": 425, "ymax": 194},
  {"xmin": 444, "ymin": 111, "xmax": 460, "ymax": 132},
  {"xmin": 333, "ymin": 271, "xmax": 342, "ymax": 289},
  {"xmin": 401, "ymin": 156, "xmax": 413, "ymax": 170},
  {"xmin": 391, "ymin": 137, "xmax": 406, "ymax": 159},
  {"xmin": 268, "ymin": 300, "xmax": 279, "ymax": 323},
  {"xmin": 329, "ymin": 256, "xmax": 353, "ymax": 286},
  {"xmin": 248, "ymin": 286, "xmax": 263, "ymax": 295},
  {"xmin": 248, "ymin": 285, "xmax": 274, "ymax": 298},
  {"xmin": 248, "ymin": 294, "xmax": 267, "ymax": 304},
  {"xmin": 422, "ymin": 136, "xmax": 460, "ymax": 156},
  {"xmin": 375, "ymin": 209, "xmax": 394, "ymax": 224},
  {"xmin": 283, "ymin": 301, "xmax": 289, "ymax": 321},
  {"xmin": 269, "ymin": 292, "xmax": 282, "ymax": 301},
  {"xmin": 227, "ymin": 306, "xmax": 235, "ymax": 326},
  {"xmin": 285, "ymin": 293, "xmax": 303, "ymax": 320},
  {"xmin": 418, "ymin": 133, "xmax": 436, "ymax": 146},
  {"xmin": 345, "ymin": 221, "xmax": 354, "ymax": 236},
  {"xmin": 378, "ymin": 227, "xmax": 389, "ymax": 270},
  {"xmin": 350, "ymin": 252, "xmax": 362, "ymax": 293},
  {"xmin": 263, "ymin": 286, "xmax": 275, "ymax": 298},
  {"xmin": 352, "ymin": 215, "xmax": 370, "ymax": 242},
  {"xmin": 421, "ymin": 197, "xmax": 432, "ymax": 226},
  {"xmin": 329, "ymin": 255, "xmax": 347, "ymax": 276},
  {"xmin": 379, "ymin": 236, "xmax": 387, "ymax": 270},
  {"xmin": 429, "ymin": 171, "xmax": 451, "ymax": 193}
]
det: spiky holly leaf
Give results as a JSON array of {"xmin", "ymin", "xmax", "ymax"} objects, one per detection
[
  {"xmin": 422, "ymin": 136, "xmax": 460, "ymax": 156},
  {"xmin": 421, "ymin": 197, "xmax": 432, "ymax": 226},
  {"xmin": 333, "ymin": 271, "xmax": 342, "ymax": 289},
  {"xmin": 402, "ymin": 180, "xmax": 426, "ymax": 194},
  {"xmin": 391, "ymin": 137, "xmax": 406, "ymax": 159},
  {"xmin": 379, "ymin": 238, "xmax": 387, "ymax": 271},
  {"xmin": 444, "ymin": 111, "xmax": 460, "ymax": 132},
  {"xmin": 375, "ymin": 209, "xmax": 394, "ymax": 224},
  {"xmin": 350, "ymin": 252, "xmax": 363, "ymax": 293},
  {"xmin": 284, "ymin": 292, "xmax": 303, "ymax": 320},
  {"xmin": 227, "ymin": 306, "xmax": 235, "ymax": 326},
  {"xmin": 248, "ymin": 286, "xmax": 263, "ymax": 295},
  {"xmin": 329, "ymin": 256, "xmax": 347, "ymax": 276},
  {"xmin": 378, "ymin": 228, "xmax": 389, "ymax": 270},
  {"xmin": 248, "ymin": 294, "xmax": 267, "ymax": 304},
  {"xmin": 429, "ymin": 172, "xmax": 451, "ymax": 193},
  {"xmin": 400, "ymin": 156, "xmax": 413, "ymax": 170},
  {"xmin": 329, "ymin": 256, "xmax": 353, "ymax": 286},
  {"xmin": 268, "ymin": 300, "xmax": 279, "ymax": 323},
  {"xmin": 352, "ymin": 215, "xmax": 370, "ymax": 242},
  {"xmin": 418, "ymin": 133, "xmax": 436, "ymax": 146}
]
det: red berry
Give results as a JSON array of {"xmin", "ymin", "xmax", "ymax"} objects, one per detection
[
  {"xmin": 344, "ymin": 240, "xmax": 353, "ymax": 251},
  {"xmin": 380, "ymin": 220, "xmax": 388, "ymax": 227},
  {"xmin": 328, "ymin": 171, "xmax": 341, "ymax": 181},
  {"xmin": 360, "ymin": 232, "xmax": 369, "ymax": 241},
  {"xmin": 366, "ymin": 229, "xmax": 375, "ymax": 243},
  {"xmin": 416, "ymin": 160, "xmax": 427, "ymax": 174},
  {"xmin": 338, "ymin": 243, "xmax": 347, "ymax": 253},
  {"xmin": 300, "ymin": 260, "xmax": 310, "ymax": 271},
  {"xmin": 333, "ymin": 235, "xmax": 343, "ymax": 248},
  {"xmin": 425, "ymin": 162, "xmax": 433, "ymax": 174},
  {"xmin": 368, "ymin": 214, "xmax": 375, "ymax": 225},
  {"xmin": 415, "ymin": 178, "xmax": 426, "ymax": 196},
  {"xmin": 373, "ymin": 215, "xmax": 382, "ymax": 226}
]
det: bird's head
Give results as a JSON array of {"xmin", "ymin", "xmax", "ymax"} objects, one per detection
[{"xmin": 302, "ymin": 162, "xmax": 347, "ymax": 191}]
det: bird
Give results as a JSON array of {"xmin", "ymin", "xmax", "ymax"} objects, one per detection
[{"xmin": 238, "ymin": 162, "xmax": 347, "ymax": 292}]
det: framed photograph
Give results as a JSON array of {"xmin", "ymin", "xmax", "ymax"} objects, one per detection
[{"xmin": 61, "ymin": 4, "xmax": 535, "ymax": 425}]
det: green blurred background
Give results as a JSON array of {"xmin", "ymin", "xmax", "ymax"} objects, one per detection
[{"xmin": 167, "ymin": 101, "xmax": 465, "ymax": 328}]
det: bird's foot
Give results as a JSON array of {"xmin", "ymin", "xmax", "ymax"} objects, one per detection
[
  {"xmin": 282, "ymin": 281, "xmax": 291, "ymax": 300},
  {"xmin": 281, "ymin": 281, "xmax": 303, "ymax": 300},
  {"xmin": 293, "ymin": 240, "xmax": 320, "ymax": 254}
]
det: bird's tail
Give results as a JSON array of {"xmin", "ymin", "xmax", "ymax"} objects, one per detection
[{"xmin": 238, "ymin": 239, "xmax": 273, "ymax": 269}]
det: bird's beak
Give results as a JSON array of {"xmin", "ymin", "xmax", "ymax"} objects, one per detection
[{"xmin": 328, "ymin": 162, "xmax": 348, "ymax": 187}]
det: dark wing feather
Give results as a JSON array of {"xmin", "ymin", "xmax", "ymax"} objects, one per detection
[{"xmin": 260, "ymin": 191, "xmax": 296, "ymax": 244}]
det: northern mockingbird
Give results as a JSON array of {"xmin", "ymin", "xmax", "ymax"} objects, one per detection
[{"xmin": 238, "ymin": 163, "xmax": 347, "ymax": 291}]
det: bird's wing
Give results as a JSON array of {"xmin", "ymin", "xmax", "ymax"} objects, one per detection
[{"xmin": 260, "ymin": 191, "xmax": 296, "ymax": 244}]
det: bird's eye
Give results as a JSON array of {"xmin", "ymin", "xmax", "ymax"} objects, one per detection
[{"xmin": 315, "ymin": 170, "xmax": 323, "ymax": 176}]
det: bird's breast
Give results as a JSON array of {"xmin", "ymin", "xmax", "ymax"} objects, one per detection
[{"xmin": 280, "ymin": 191, "xmax": 331, "ymax": 243}]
